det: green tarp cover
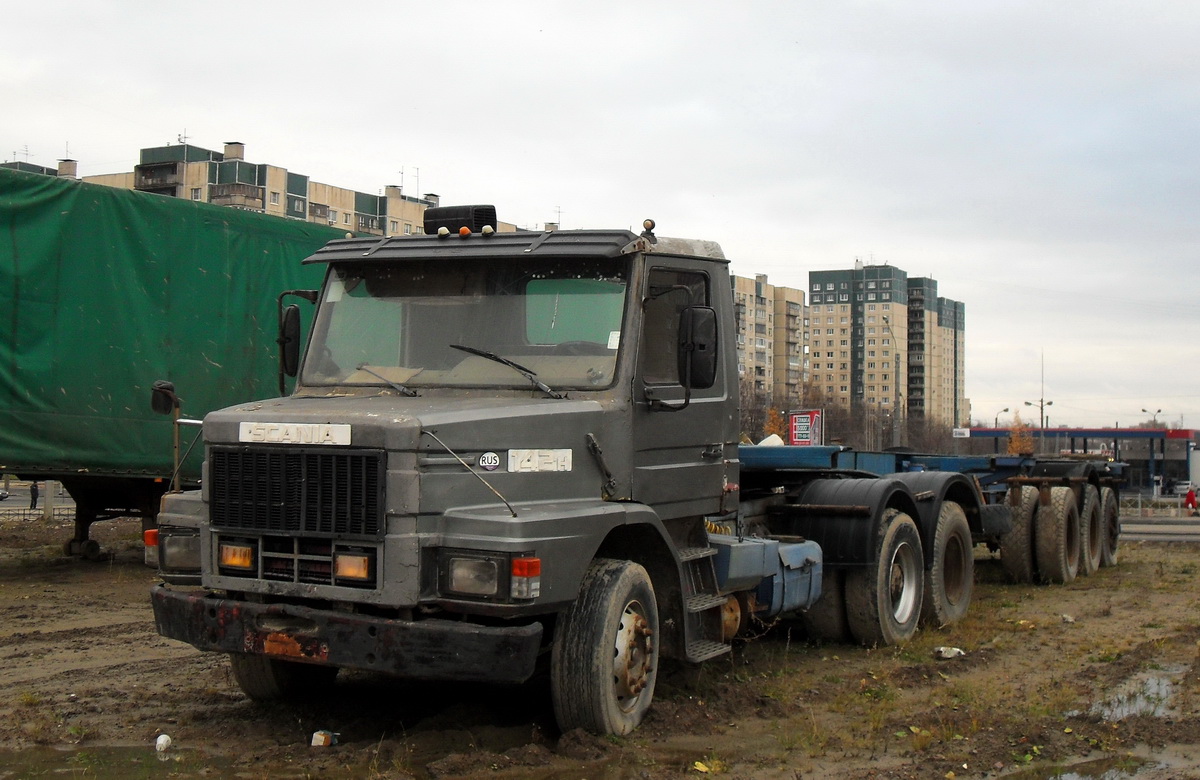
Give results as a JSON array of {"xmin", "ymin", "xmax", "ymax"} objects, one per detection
[{"xmin": 0, "ymin": 168, "xmax": 339, "ymax": 479}]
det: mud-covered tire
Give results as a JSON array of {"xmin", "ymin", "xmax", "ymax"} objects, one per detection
[
  {"xmin": 800, "ymin": 568, "xmax": 852, "ymax": 643},
  {"xmin": 1099, "ymin": 486, "xmax": 1120, "ymax": 567},
  {"xmin": 1000, "ymin": 487, "xmax": 1039, "ymax": 584},
  {"xmin": 1079, "ymin": 486, "xmax": 1103, "ymax": 576},
  {"xmin": 846, "ymin": 510, "xmax": 924, "ymax": 646},
  {"xmin": 228, "ymin": 654, "xmax": 339, "ymax": 701},
  {"xmin": 1035, "ymin": 486, "xmax": 1080, "ymax": 584},
  {"xmin": 920, "ymin": 501, "xmax": 974, "ymax": 628},
  {"xmin": 551, "ymin": 559, "xmax": 659, "ymax": 736}
]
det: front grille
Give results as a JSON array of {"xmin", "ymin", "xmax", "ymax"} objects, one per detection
[{"xmin": 210, "ymin": 446, "xmax": 385, "ymax": 538}]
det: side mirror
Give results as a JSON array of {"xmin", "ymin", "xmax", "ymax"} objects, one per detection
[
  {"xmin": 280, "ymin": 304, "xmax": 303, "ymax": 378},
  {"xmin": 150, "ymin": 380, "xmax": 179, "ymax": 416},
  {"xmin": 678, "ymin": 306, "xmax": 718, "ymax": 390}
]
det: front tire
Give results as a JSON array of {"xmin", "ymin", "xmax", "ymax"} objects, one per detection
[
  {"xmin": 920, "ymin": 501, "xmax": 974, "ymax": 628},
  {"xmin": 551, "ymin": 559, "xmax": 659, "ymax": 735},
  {"xmin": 846, "ymin": 510, "xmax": 924, "ymax": 646},
  {"xmin": 228, "ymin": 654, "xmax": 339, "ymax": 701}
]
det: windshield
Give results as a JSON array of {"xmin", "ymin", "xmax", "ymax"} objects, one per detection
[{"xmin": 301, "ymin": 257, "xmax": 629, "ymax": 391}]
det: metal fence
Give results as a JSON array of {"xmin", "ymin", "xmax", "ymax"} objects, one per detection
[
  {"xmin": 0, "ymin": 506, "xmax": 76, "ymax": 523},
  {"xmin": 1120, "ymin": 493, "xmax": 1195, "ymax": 518}
]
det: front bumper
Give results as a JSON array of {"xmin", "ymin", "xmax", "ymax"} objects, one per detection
[{"xmin": 150, "ymin": 585, "xmax": 543, "ymax": 684}]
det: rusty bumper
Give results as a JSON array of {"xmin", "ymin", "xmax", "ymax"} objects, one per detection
[{"xmin": 150, "ymin": 585, "xmax": 543, "ymax": 684}]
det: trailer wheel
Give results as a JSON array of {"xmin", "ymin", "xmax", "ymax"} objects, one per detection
[
  {"xmin": 551, "ymin": 558, "xmax": 659, "ymax": 736},
  {"xmin": 1079, "ymin": 486, "xmax": 1103, "ymax": 576},
  {"xmin": 799, "ymin": 568, "xmax": 852, "ymax": 643},
  {"xmin": 920, "ymin": 501, "xmax": 973, "ymax": 628},
  {"xmin": 228, "ymin": 654, "xmax": 338, "ymax": 701},
  {"xmin": 1035, "ymin": 486, "xmax": 1080, "ymax": 584},
  {"xmin": 1000, "ymin": 487, "xmax": 1039, "ymax": 584},
  {"xmin": 845, "ymin": 510, "xmax": 924, "ymax": 646},
  {"xmin": 1099, "ymin": 487, "xmax": 1120, "ymax": 567}
]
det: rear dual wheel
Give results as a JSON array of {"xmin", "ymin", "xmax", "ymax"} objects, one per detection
[
  {"xmin": 920, "ymin": 501, "xmax": 973, "ymax": 628},
  {"xmin": 1099, "ymin": 486, "xmax": 1120, "ymax": 567},
  {"xmin": 800, "ymin": 568, "xmax": 852, "ymax": 643},
  {"xmin": 1035, "ymin": 486, "xmax": 1080, "ymax": 584},
  {"xmin": 1079, "ymin": 486, "xmax": 1103, "ymax": 576},
  {"xmin": 846, "ymin": 510, "xmax": 924, "ymax": 647},
  {"xmin": 1000, "ymin": 487, "xmax": 1040, "ymax": 584}
]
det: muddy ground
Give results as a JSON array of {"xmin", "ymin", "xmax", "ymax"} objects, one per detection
[{"xmin": 1, "ymin": 514, "xmax": 1199, "ymax": 779}]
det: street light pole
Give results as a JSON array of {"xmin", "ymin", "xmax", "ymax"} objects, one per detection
[
  {"xmin": 994, "ymin": 407, "xmax": 1009, "ymax": 429},
  {"xmin": 1024, "ymin": 398, "xmax": 1052, "ymax": 453},
  {"xmin": 1142, "ymin": 407, "xmax": 1162, "ymax": 426}
]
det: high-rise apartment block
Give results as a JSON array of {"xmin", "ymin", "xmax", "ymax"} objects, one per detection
[
  {"xmin": 733, "ymin": 262, "xmax": 967, "ymax": 430},
  {"xmin": 732, "ymin": 274, "xmax": 809, "ymax": 402}
]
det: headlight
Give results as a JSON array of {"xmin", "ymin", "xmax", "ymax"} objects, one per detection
[
  {"xmin": 162, "ymin": 533, "xmax": 202, "ymax": 572},
  {"xmin": 447, "ymin": 557, "xmax": 499, "ymax": 596},
  {"xmin": 155, "ymin": 526, "xmax": 201, "ymax": 573}
]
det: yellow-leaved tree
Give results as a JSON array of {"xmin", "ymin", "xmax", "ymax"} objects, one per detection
[{"xmin": 1007, "ymin": 411, "xmax": 1034, "ymax": 455}]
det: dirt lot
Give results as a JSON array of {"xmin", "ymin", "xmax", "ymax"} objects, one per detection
[{"xmin": 1, "ymin": 514, "xmax": 1199, "ymax": 779}]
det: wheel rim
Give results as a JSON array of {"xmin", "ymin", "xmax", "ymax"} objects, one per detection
[
  {"xmin": 888, "ymin": 541, "xmax": 920, "ymax": 624},
  {"xmin": 612, "ymin": 599, "xmax": 654, "ymax": 713}
]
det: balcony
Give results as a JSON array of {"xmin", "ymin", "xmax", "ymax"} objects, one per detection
[
  {"xmin": 134, "ymin": 162, "xmax": 183, "ymax": 195},
  {"xmin": 209, "ymin": 182, "xmax": 264, "ymax": 210}
]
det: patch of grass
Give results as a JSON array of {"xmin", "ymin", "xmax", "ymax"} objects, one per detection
[
  {"xmin": 16, "ymin": 690, "xmax": 42, "ymax": 708},
  {"xmin": 777, "ymin": 707, "xmax": 831, "ymax": 758}
]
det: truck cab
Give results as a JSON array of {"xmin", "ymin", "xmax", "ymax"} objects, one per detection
[{"xmin": 152, "ymin": 208, "xmax": 770, "ymax": 735}]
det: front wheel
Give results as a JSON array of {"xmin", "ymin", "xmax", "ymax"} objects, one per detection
[
  {"xmin": 228, "ymin": 654, "xmax": 338, "ymax": 701},
  {"xmin": 846, "ymin": 510, "xmax": 924, "ymax": 647},
  {"xmin": 551, "ymin": 559, "xmax": 659, "ymax": 735}
]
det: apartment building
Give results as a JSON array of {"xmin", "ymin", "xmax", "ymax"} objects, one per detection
[
  {"xmin": 732, "ymin": 274, "xmax": 810, "ymax": 404},
  {"xmin": 78, "ymin": 141, "xmax": 437, "ymax": 237},
  {"xmin": 806, "ymin": 263, "xmax": 966, "ymax": 429},
  {"xmin": 907, "ymin": 277, "xmax": 967, "ymax": 427}
]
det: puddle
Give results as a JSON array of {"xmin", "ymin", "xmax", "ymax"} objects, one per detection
[
  {"xmin": 1090, "ymin": 665, "xmax": 1185, "ymax": 720},
  {"xmin": 1003, "ymin": 755, "xmax": 1152, "ymax": 779}
]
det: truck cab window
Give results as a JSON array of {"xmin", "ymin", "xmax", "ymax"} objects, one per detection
[
  {"xmin": 302, "ymin": 258, "xmax": 629, "ymax": 391},
  {"xmin": 641, "ymin": 269, "xmax": 708, "ymax": 385}
]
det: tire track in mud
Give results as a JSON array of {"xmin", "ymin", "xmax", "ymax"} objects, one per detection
[{"xmin": 0, "ymin": 605, "xmax": 196, "ymax": 688}]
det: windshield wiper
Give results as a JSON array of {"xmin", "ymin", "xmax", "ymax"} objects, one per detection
[
  {"xmin": 449, "ymin": 344, "xmax": 565, "ymax": 399},
  {"xmin": 355, "ymin": 364, "xmax": 419, "ymax": 397}
]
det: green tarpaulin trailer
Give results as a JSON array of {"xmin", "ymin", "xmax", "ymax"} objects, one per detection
[{"xmin": 0, "ymin": 167, "xmax": 342, "ymax": 554}]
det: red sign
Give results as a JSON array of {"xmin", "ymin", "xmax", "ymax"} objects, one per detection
[{"xmin": 788, "ymin": 410, "xmax": 823, "ymax": 446}]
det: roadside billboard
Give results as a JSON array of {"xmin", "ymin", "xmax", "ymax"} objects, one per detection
[{"xmin": 788, "ymin": 410, "xmax": 824, "ymax": 446}]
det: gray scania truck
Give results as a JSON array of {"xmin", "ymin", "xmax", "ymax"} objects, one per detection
[{"xmin": 149, "ymin": 206, "xmax": 1083, "ymax": 735}]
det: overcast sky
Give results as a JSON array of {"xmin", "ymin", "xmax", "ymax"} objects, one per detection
[{"xmin": 6, "ymin": 2, "xmax": 1198, "ymax": 429}]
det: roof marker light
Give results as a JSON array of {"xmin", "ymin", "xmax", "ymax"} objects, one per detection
[
  {"xmin": 459, "ymin": 226, "xmax": 471, "ymax": 236},
  {"xmin": 437, "ymin": 226, "xmax": 450, "ymax": 237},
  {"xmin": 481, "ymin": 225, "xmax": 495, "ymax": 235}
]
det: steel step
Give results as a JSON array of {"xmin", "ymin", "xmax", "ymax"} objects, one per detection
[
  {"xmin": 687, "ymin": 639, "xmax": 731, "ymax": 663},
  {"xmin": 685, "ymin": 593, "xmax": 727, "ymax": 613}
]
